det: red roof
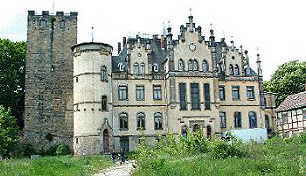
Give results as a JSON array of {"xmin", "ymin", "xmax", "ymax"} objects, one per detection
[{"xmin": 276, "ymin": 91, "xmax": 306, "ymax": 112}]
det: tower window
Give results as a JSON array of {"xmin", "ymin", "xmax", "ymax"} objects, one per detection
[
  {"xmin": 101, "ymin": 66, "xmax": 108, "ymax": 81},
  {"xmin": 234, "ymin": 64, "xmax": 240, "ymax": 75},
  {"xmin": 101, "ymin": 95, "xmax": 107, "ymax": 111},
  {"xmin": 229, "ymin": 64, "xmax": 234, "ymax": 75},
  {"xmin": 133, "ymin": 63, "xmax": 139, "ymax": 75},
  {"xmin": 202, "ymin": 59, "xmax": 209, "ymax": 72},
  {"xmin": 178, "ymin": 59, "xmax": 185, "ymax": 71}
]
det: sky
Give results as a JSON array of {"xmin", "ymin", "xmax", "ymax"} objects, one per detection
[{"xmin": 1, "ymin": 0, "xmax": 305, "ymax": 80}]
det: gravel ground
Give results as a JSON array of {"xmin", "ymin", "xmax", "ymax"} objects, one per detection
[{"xmin": 93, "ymin": 160, "xmax": 136, "ymax": 176}]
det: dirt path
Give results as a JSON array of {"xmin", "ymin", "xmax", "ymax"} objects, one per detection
[{"xmin": 93, "ymin": 160, "xmax": 136, "ymax": 176}]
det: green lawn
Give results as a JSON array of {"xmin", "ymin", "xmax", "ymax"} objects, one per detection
[{"xmin": 0, "ymin": 155, "xmax": 113, "ymax": 176}]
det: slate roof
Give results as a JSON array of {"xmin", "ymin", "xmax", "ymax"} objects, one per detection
[{"xmin": 276, "ymin": 91, "xmax": 306, "ymax": 112}]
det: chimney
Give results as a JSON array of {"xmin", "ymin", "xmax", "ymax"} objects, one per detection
[{"xmin": 118, "ymin": 42, "xmax": 121, "ymax": 55}]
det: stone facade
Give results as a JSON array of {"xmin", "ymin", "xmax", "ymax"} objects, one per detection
[
  {"xmin": 24, "ymin": 11, "xmax": 276, "ymax": 154},
  {"xmin": 23, "ymin": 11, "xmax": 77, "ymax": 151}
]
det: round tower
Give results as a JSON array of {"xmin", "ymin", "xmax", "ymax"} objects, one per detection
[{"xmin": 72, "ymin": 42, "xmax": 113, "ymax": 155}]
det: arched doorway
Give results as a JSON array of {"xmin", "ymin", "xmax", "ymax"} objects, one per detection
[
  {"xmin": 207, "ymin": 125, "xmax": 212, "ymax": 138},
  {"xmin": 103, "ymin": 129, "xmax": 110, "ymax": 153}
]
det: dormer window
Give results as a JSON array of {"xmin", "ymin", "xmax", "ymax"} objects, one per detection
[
  {"xmin": 234, "ymin": 64, "xmax": 240, "ymax": 75},
  {"xmin": 153, "ymin": 64, "xmax": 159, "ymax": 72}
]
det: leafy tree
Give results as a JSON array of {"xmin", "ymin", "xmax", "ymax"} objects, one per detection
[
  {"xmin": 0, "ymin": 38, "xmax": 26, "ymax": 128},
  {"xmin": 264, "ymin": 60, "xmax": 306, "ymax": 106},
  {"xmin": 0, "ymin": 106, "xmax": 20, "ymax": 157}
]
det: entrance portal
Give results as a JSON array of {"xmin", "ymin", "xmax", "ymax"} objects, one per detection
[{"xmin": 103, "ymin": 129, "xmax": 110, "ymax": 153}]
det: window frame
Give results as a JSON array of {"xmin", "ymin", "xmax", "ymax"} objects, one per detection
[
  {"xmin": 153, "ymin": 84, "xmax": 162, "ymax": 100},
  {"xmin": 219, "ymin": 85, "xmax": 225, "ymax": 101},
  {"xmin": 190, "ymin": 83, "xmax": 200, "ymax": 110},
  {"xmin": 179, "ymin": 83, "xmax": 187, "ymax": 110},
  {"xmin": 119, "ymin": 112, "xmax": 128, "ymax": 130},
  {"xmin": 249, "ymin": 111, "xmax": 257, "ymax": 128},
  {"xmin": 101, "ymin": 95, "xmax": 107, "ymax": 111},
  {"xmin": 137, "ymin": 112, "xmax": 146, "ymax": 130},
  {"xmin": 136, "ymin": 85, "xmax": 145, "ymax": 101},
  {"xmin": 220, "ymin": 112, "xmax": 227, "ymax": 128},
  {"xmin": 118, "ymin": 85, "xmax": 128, "ymax": 101},
  {"xmin": 234, "ymin": 111, "xmax": 242, "ymax": 128},
  {"xmin": 232, "ymin": 86, "xmax": 240, "ymax": 101},
  {"xmin": 154, "ymin": 112, "xmax": 163, "ymax": 130},
  {"xmin": 246, "ymin": 86, "xmax": 255, "ymax": 100}
]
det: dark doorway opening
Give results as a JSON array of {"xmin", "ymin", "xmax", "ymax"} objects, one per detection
[{"xmin": 103, "ymin": 129, "xmax": 110, "ymax": 153}]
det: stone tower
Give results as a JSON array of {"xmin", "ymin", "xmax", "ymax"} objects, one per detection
[
  {"xmin": 72, "ymin": 42, "xmax": 113, "ymax": 155},
  {"xmin": 24, "ymin": 11, "xmax": 77, "ymax": 151}
]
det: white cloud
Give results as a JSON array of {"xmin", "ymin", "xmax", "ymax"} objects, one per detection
[{"xmin": 1, "ymin": 0, "xmax": 305, "ymax": 80}]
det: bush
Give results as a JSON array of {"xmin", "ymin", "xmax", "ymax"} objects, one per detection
[
  {"xmin": 208, "ymin": 138, "xmax": 247, "ymax": 159},
  {"xmin": 55, "ymin": 144, "xmax": 71, "ymax": 156}
]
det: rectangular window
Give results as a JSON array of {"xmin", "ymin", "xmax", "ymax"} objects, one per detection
[
  {"xmin": 179, "ymin": 83, "xmax": 187, "ymax": 110},
  {"xmin": 247, "ymin": 86, "xmax": 255, "ymax": 100},
  {"xmin": 190, "ymin": 83, "xmax": 200, "ymax": 110},
  {"xmin": 220, "ymin": 112, "xmax": 226, "ymax": 128},
  {"xmin": 219, "ymin": 85, "xmax": 225, "ymax": 101},
  {"xmin": 101, "ymin": 96, "xmax": 107, "ymax": 111},
  {"xmin": 118, "ymin": 85, "xmax": 128, "ymax": 100},
  {"xmin": 204, "ymin": 83, "xmax": 210, "ymax": 110},
  {"xmin": 234, "ymin": 112, "xmax": 242, "ymax": 128},
  {"xmin": 101, "ymin": 66, "xmax": 108, "ymax": 81},
  {"xmin": 136, "ymin": 85, "xmax": 145, "ymax": 101},
  {"xmin": 153, "ymin": 85, "xmax": 162, "ymax": 100},
  {"xmin": 232, "ymin": 86, "xmax": 240, "ymax": 100}
]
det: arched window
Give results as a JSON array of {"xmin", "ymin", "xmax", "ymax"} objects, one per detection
[
  {"xmin": 202, "ymin": 60, "xmax": 209, "ymax": 72},
  {"xmin": 101, "ymin": 66, "xmax": 107, "ymax": 81},
  {"xmin": 234, "ymin": 64, "xmax": 240, "ymax": 75},
  {"xmin": 137, "ymin": 112, "xmax": 145, "ymax": 130},
  {"xmin": 178, "ymin": 59, "xmax": 185, "ymax": 71},
  {"xmin": 119, "ymin": 112, "xmax": 128, "ymax": 130},
  {"xmin": 229, "ymin": 64, "xmax": 234, "ymax": 75},
  {"xmin": 140, "ymin": 63, "xmax": 145, "ymax": 76},
  {"xmin": 234, "ymin": 112, "xmax": 242, "ymax": 128},
  {"xmin": 133, "ymin": 63, "xmax": 139, "ymax": 75},
  {"xmin": 193, "ymin": 59, "xmax": 199, "ymax": 71},
  {"xmin": 188, "ymin": 59, "xmax": 193, "ymax": 71},
  {"xmin": 154, "ymin": 112, "xmax": 163, "ymax": 130},
  {"xmin": 101, "ymin": 95, "xmax": 107, "ymax": 111},
  {"xmin": 249, "ymin": 111, "xmax": 257, "ymax": 128}
]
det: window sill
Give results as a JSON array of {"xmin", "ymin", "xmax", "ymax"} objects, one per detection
[
  {"xmin": 119, "ymin": 128, "xmax": 129, "ymax": 131},
  {"xmin": 136, "ymin": 99, "xmax": 145, "ymax": 101},
  {"xmin": 247, "ymin": 98, "xmax": 256, "ymax": 101},
  {"xmin": 119, "ymin": 99, "xmax": 129, "ymax": 101},
  {"xmin": 153, "ymin": 99, "xmax": 162, "ymax": 101},
  {"xmin": 155, "ymin": 128, "xmax": 163, "ymax": 130},
  {"xmin": 232, "ymin": 99, "xmax": 240, "ymax": 101},
  {"xmin": 191, "ymin": 109, "xmax": 201, "ymax": 111},
  {"xmin": 137, "ymin": 128, "xmax": 146, "ymax": 131}
]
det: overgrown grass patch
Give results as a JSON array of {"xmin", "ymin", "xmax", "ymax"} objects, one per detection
[
  {"xmin": 0, "ymin": 155, "xmax": 113, "ymax": 176},
  {"xmin": 133, "ymin": 132, "xmax": 306, "ymax": 176}
]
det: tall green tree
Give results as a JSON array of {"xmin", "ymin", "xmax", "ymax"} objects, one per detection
[
  {"xmin": 0, "ymin": 38, "xmax": 26, "ymax": 128},
  {"xmin": 0, "ymin": 106, "xmax": 20, "ymax": 157},
  {"xmin": 264, "ymin": 60, "xmax": 306, "ymax": 106}
]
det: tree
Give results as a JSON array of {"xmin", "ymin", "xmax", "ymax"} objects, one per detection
[
  {"xmin": 0, "ymin": 106, "xmax": 20, "ymax": 157},
  {"xmin": 0, "ymin": 38, "xmax": 26, "ymax": 128},
  {"xmin": 264, "ymin": 60, "xmax": 306, "ymax": 106}
]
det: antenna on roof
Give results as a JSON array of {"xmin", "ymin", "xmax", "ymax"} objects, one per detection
[{"xmin": 91, "ymin": 26, "xmax": 94, "ymax": 42}]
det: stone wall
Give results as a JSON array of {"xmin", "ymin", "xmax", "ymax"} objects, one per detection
[{"xmin": 23, "ymin": 11, "xmax": 77, "ymax": 151}]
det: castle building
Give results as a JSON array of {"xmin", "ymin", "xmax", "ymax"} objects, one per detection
[{"xmin": 24, "ymin": 10, "xmax": 276, "ymax": 155}]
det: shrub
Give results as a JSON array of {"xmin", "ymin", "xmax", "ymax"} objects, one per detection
[
  {"xmin": 56, "ymin": 144, "xmax": 71, "ymax": 156},
  {"xmin": 208, "ymin": 138, "xmax": 247, "ymax": 159}
]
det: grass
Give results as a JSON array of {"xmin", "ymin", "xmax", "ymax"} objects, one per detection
[
  {"xmin": 0, "ymin": 155, "xmax": 113, "ymax": 176},
  {"xmin": 132, "ymin": 133, "xmax": 306, "ymax": 176}
]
